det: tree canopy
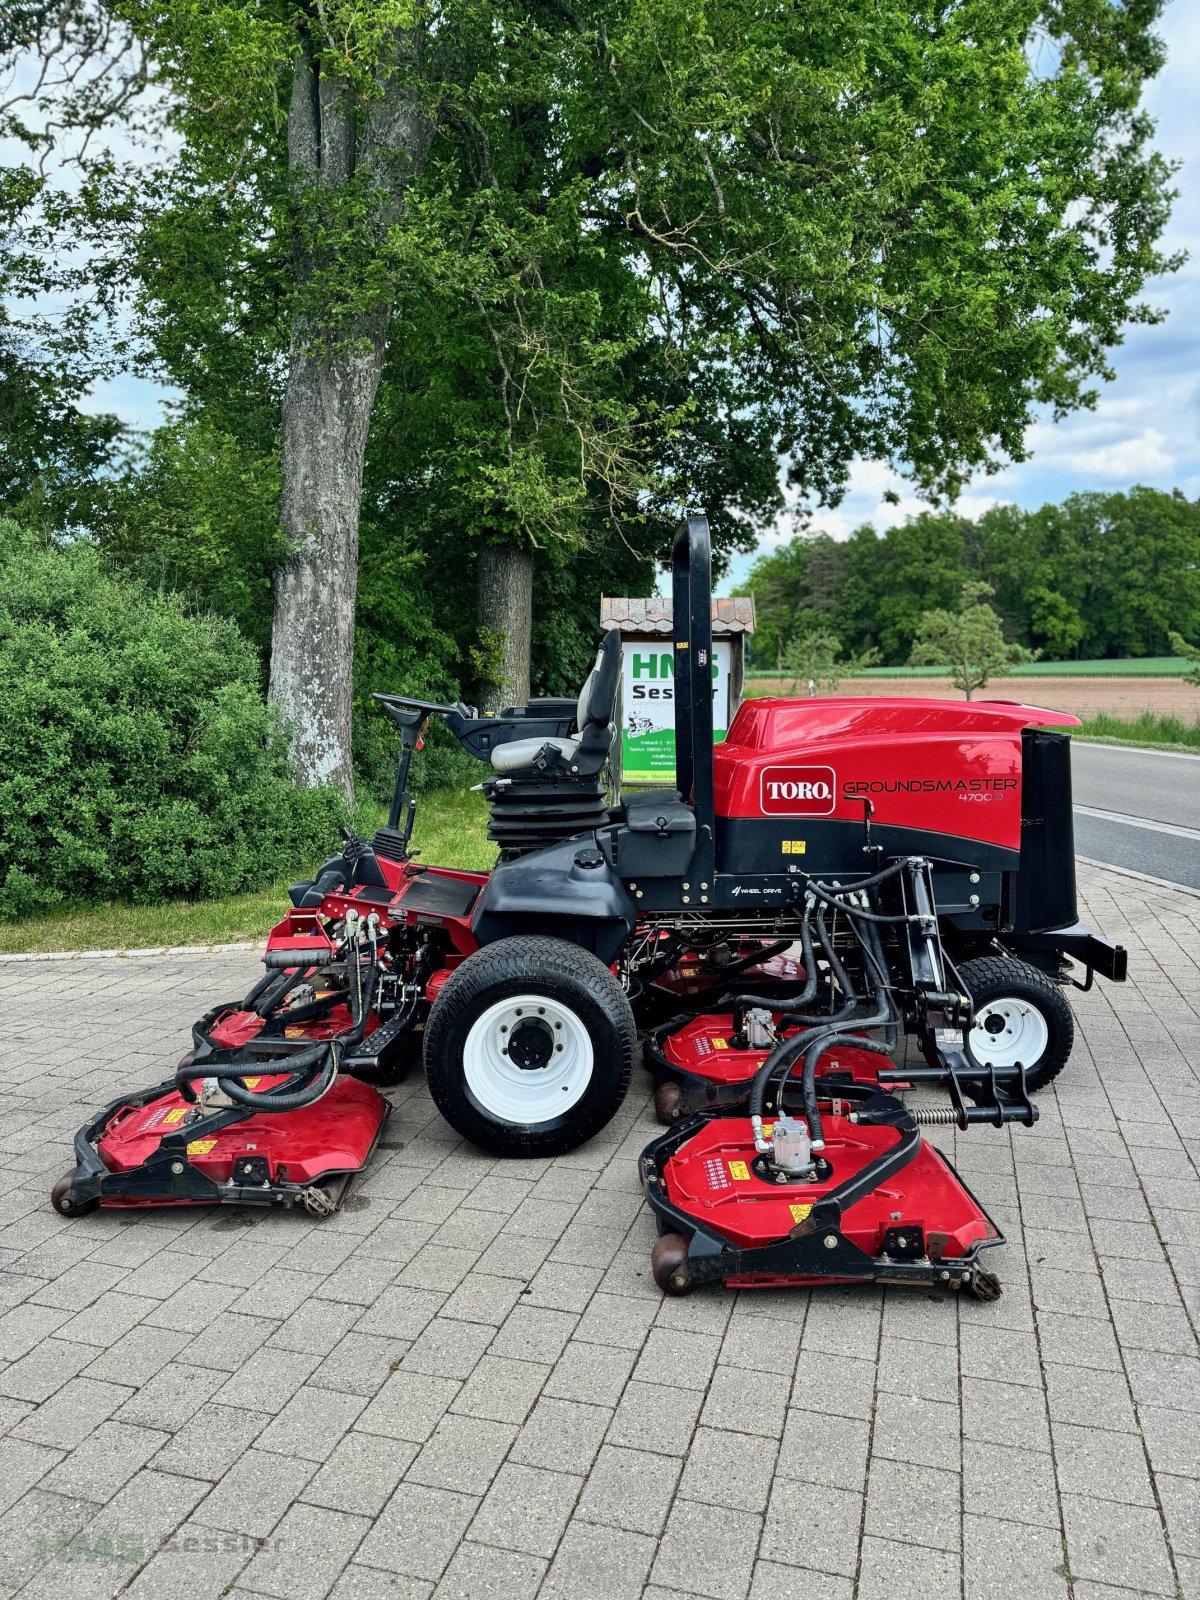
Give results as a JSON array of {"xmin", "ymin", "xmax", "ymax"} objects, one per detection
[{"xmin": 0, "ymin": 0, "xmax": 1183, "ymax": 791}]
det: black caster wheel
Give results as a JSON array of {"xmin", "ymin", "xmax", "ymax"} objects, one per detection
[
  {"xmin": 651, "ymin": 1232, "xmax": 694, "ymax": 1295},
  {"xmin": 653, "ymin": 1082, "xmax": 683, "ymax": 1125},
  {"xmin": 51, "ymin": 1170, "xmax": 98, "ymax": 1217},
  {"xmin": 965, "ymin": 1266, "xmax": 1003, "ymax": 1302}
]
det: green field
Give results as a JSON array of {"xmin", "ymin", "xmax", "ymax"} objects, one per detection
[{"xmin": 749, "ymin": 656, "xmax": 1193, "ymax": 680}]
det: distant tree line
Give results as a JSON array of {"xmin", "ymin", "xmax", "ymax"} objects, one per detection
[{"xmin": 746, "ymin": 489, "xmax": 1200, "ymax": 670}]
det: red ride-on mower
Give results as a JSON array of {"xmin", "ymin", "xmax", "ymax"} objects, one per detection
[{"xmin": 53, "ymin": 514, "xmax": 1125, "ymax": 1222}]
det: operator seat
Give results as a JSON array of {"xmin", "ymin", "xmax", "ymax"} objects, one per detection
[{"xmin": 489, "ymin": 630, "xmax": 621, "ymax": 778}]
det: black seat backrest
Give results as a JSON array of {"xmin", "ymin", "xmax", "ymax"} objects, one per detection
[{"xmin": 578, "ymin": 630, "xmax": 621, "ymax": 731}]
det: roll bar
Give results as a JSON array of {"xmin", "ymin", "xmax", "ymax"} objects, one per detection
[{"xmin": 672, "ymin": 513, "xmax": 716, "ymax": 881}]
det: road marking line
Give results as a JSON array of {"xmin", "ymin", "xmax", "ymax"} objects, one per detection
[
  {"xmin": 1074, "ymin": 742, "xmax": 1200, "ymax": 763},
  {"xmin": 1074, "ymin": 805, "xmax": 1200, "ymax": 841}
]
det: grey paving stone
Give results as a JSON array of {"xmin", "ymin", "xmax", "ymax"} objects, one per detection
[
  {"xmin": 576, "ymin": 1443, "xmax": 680, "ymax": 1537},
  {"xmin": 962, "ymin": 1513, "xmax": 1069, "ymax": 1600},
  {"xmin": 1051, "ymin": 1419, "xmax": 1156, "ymax": 1505},
  {"xmin": 542, "ymin": 1518, "xmax": 657, "ymax": 1600},
  {"xmin": 606, "ymin": 1380, "xmax": 703, "ymax": 1457},
  {"xmin": 13, "ymin": 1377, "xmax": 132, "ymax": 1449},
  {"xmin": 510, "ymin": 1395, "xmax": 612, "ymax": 1475},
  {"xmin": 1062, "ymin": 1493, "xmax": 1177, "ymax": 1595},
  {"xmin": 632, "ymin": 1326, "xmax": 721, "ymax": 1391},
  {"xmin": 1157, "ymin": 1472, "xmax": 1200, "ymax": 1559},
  {"xmin": 1043, "ymin": 1362, "xmax": 1137, "ymax": 1433},
  {"xmin": 467, "ymin": 1462, "xmax": 581, "ymax": 1557},
  {"xmin": 152, "ymin": 1400, "xmax": 271, "ymax": 1479},
  {"xmin": 962, "ymin": 1438, "xmax": 1059, "ymax": 1529},
  {"xmin": 573, "ymin": 1291, "xmax": 658, "ymax": 1350},
  {"xmin": 41, "ymin": 1420, "xmax": 168, "ymax": 1504},
  {"xmin": 401, "ymin": 1317, "xmax": 495, "ymax": 1379},
  {"xmin": 865, "ymin": 1457, "xmax": 962, "ymax": 1551},
  {"xmin": 272, "ymin": 1297, "xmax": 362, "ymax": 1356},
  {"xmin": 358, "ymin": 1371, "xmax": 461, "ymax": 1444},
  {"xmin": 748, "ymin": 1562, "xmax": 852, "ymax": 1600},
  {"xmin": 257, "ymin": 1385, "xmax": 368, "ymax": 1462},
  {"xmin": 355, "ymin": 1484, "xmax": 478, "ymax": 1582},
  {"xmin": 545, "ymin": 1339, "xmax": 637, "ymax": 1408},
  {"xmin": 650, "ymin": 1498, "xmax": 760, "ymax": 1600},
  {"xmin": 0, "ymin": 1336, "xmax": 97, "ymax": 1403},
  {"xmin": 450, "ymin": 1354, "xmax": 549, "ymax": 1424},
  {"xmin": 215, "ymin": 1348, "xmax": 323, "ymax": 1414},
  {"xmin": 192, "ymin": 1447, "xmax": 318, "ymax": 1538},
  {"xmin": 302, "ymin": 1432, "xmax": 416, "ymax": 1518},
  {"xmin": 720, "ymin": 1314, "xmax": 805, "ymax": 1377},
  {"xmin": 961, "ymin": 1375, "xmax": 1052, "ymax": 1453},
  {"xmin": 406, "ymin": 1413, "xmax": 516, "ymax": 1495},
  {"xmin": 0, "ymin": 1437, "xmax": 64, "ymax": 1517},
  {"xmin": 858, "ymin": 1535, "xmax": 961, "ymax": 1599},
  {"xmin": 433, "ymin": 1540, "xmax": 547, "ymax": 1600},
  {"xmin": 437, "ymin": 1273, "xmax": 526, "ymax": 1328},
  {"xmin": 330, "ymin": 1563, "xmax": 433, "ymax": 1600},
  {"xmin": 776, "ymin": 1408, "xmax": 871, "ymax": 1489},
  {"xmin": 760, "ymin": 1478, "xmax": 863, "ymax": 1577},
  {"xmin": 698, "ymin": 1364, "xmax": 786, "ymax": 1440},
  {"xmin": 1136, "ymin": 1401, "xmax": 1200, "ymax": 1478},
  {"xmin": 240, "ymin": 1502, "xmax": 371, "ymax": 1600},
  {"xmin": 488, "ymin": 1305, "xmax": 578, "ymax": 1366},
  {"xmin": 356, "ymin": 1287, "xmax": 447, "ymax": 1343},
  {"xmin": 310, "ymin": 1333, "xmax": 411, "ymax": 1397}
]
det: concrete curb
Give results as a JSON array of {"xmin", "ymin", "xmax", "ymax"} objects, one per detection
[
  {"xmin": 0, "ymin": 941, "xmax": 264, "ymax": 965},
  {"xmin": 1076, "ymin": 855, "xmax": 1200, "ymax": 901}
]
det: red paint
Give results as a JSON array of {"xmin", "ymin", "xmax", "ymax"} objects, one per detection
[
  {"xmin": 96, "ymin": 1075, "xmax": 388, "ymax": 1199},
  {"xmin": 714, "ymin": 696, "xmax": 1078, "ymax": 851},
  {"xmin": 660, "ymin": 1015, "xmax": 885, "ymax": 1089},
  {"xmin": 662, "ymin": 1113, "xmax": 997, "ymax": 1269},
  {"xmin": 208, "ymin": 1010, "xmax": 265, "ymax": 1050}
]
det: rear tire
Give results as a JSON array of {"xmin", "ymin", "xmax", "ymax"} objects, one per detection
[
  {"xmin": 424, "ymin": 936, "xmax": 636, "ymax": 1157},
  {"xmin": 959, "ymin": 956, "xmax": 1073, "ymax": 1092}
]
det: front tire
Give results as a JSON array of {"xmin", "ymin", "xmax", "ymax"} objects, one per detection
[
  {"xmin": 423, "ymin": 936, "xmax": 636, "ymax": 1156},
  {"xmin": 959, "ymin": 956, "xmax": 1074, "ymax": 1092}
]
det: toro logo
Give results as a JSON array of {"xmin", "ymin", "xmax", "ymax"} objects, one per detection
[{"xmin": 760, "ymin": 765, "xmax": 836, "ymax": 816}]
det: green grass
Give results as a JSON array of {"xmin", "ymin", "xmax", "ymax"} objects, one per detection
[
  {"xmin": 749, "ymin": 656, "xmax": 1193, "ymax": 680},
  {"xmin": 1073, "ymin": 712, "xmax": 1200, "ymax": 753},
  {"xmin": 0, "ymin": 788, "xmax": 493, "ymax": 957}
]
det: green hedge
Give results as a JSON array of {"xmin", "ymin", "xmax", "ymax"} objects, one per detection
[{"xmin": 0, "ymin": 521, "xmax": 345, "ymax": 920}]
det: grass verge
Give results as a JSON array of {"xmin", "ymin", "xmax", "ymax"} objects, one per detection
[
  {"xmin": 1073, "ymin": 713, "xmax": 1200, "ymax": 753},
  {"xmin": 0, "ymin": 788, "xmax": 492, "ymax": 957}
]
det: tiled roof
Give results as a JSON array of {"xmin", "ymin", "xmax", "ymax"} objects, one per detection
[{"xmin": 599, "ymin": 595, "xmax": 756, "ymax": 635}]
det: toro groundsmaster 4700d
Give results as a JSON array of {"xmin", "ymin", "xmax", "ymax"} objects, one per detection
[{"xmin": 53, "ymin": 516, "xmax": 1126, "ymax": 1298}]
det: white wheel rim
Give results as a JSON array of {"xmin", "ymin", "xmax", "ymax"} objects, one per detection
[
  {"xmin": 970, "ymin": 996, "xmax": 1050, "ymax": 1070},
  {"xmin": 463, "ymin": 994, "xmax": 594, "ymax": 1125}
]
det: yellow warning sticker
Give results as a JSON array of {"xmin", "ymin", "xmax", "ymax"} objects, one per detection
[
  {"xmin": 712, "ymin": 1037, "xmax": 729, "ymax": 1050},
  {"xmin": 163, "ymin": 1108, "xmax": 188, "ymax": 1126},
  {"xmin": 187, "ymin": 1139, "xmax": 217, "ymax": 1156},
  {"xmin": 728, "ymin": 1160, "xmax": 751, "ymax": 1181},
  {"xmin": 789, "ymin": 1203, "xmax": 813, "ymax": 1224},
  {"xmin": 243, "ymin": 1076, "xmax": 262, "ymax": 1088},
  {"xmin": 782, "ymin": 840, "xmax": 807, "ymax": 856}
]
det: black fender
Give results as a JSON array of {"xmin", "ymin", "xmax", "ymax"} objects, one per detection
[{"xmin": 470, "ymin": 837, "xmax": 635, "ymax": 965}]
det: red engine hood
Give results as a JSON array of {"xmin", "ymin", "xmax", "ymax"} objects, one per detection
[{"xmin": 713, "ymin": 696, "xmax": 1079, "ymax": 852}]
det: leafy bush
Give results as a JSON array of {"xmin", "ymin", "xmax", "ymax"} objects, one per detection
[{"xmin": 0, "ymin": 521, "xmax": 345, "ymax": 920}]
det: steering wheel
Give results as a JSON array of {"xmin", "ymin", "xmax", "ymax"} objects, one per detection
[{"xmin": 371, "ymin": 692, "xmax": 476, "ymax": 728}]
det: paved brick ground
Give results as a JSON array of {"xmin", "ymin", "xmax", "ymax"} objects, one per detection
[{"xmin": 0, "ymin": 860, "xmax": 1196, "ymax": 1600}]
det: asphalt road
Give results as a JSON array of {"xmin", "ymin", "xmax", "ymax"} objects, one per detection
[{"xmin": 1071, "ymin": 742, "xmax": 1200, "ymax": 889}]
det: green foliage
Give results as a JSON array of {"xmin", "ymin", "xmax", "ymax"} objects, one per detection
[
  {"xmin": 1076, "ymin": 711, "xmax": 1200, "ymax": 751},
  {"xmin": 910, "ymin": 581, "xmax": 1035, "ymax": 699},
  {"xmin": 1169, "ymin": 631, "xmax": 1200, "ymax": 690},
  {"xmin": 747, "ymin": 489, "xmax": 1200, "ymax": 668},
  {"xmin": 0, "ymin": 520, "xmax": 345, "ymax": 920},
  {"xmin": 780, "ymin": 615, "xmax": 879, "ymax": 696}
]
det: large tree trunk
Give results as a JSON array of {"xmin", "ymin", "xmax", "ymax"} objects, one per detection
[
  {"xmin": 477, "ymin": 542, "xmax": 533, "ymax": 712},
  {"xmin": 269, "ymin": 38, "xmax": 433, "ymax": 802},
  {"xmin": 269, "ymin": 320, "xmax": 387, "ymax": 799}
]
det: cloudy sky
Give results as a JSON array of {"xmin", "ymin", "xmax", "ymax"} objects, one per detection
[{"xmin": 72, "ymin": 6, "xmax": 1199, "ymax": 589}]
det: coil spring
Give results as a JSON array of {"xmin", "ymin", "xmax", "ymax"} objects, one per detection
[{"xmin": 913, "ymin": 1107, "xmax": 959, "ymax": 1125}]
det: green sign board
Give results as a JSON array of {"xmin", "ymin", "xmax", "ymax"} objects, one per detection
[{"xmin": 620, "ymin": 639, "xmax": 731, "ymax": 785}]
